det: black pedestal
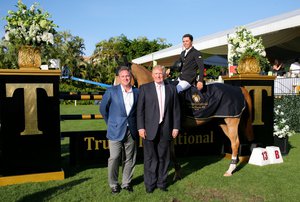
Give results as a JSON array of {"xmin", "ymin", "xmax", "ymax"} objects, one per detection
[
  {"xmin": 223, "ymin": 75, "xmax": 276, "ymax": 147},
  {"xmin": 0, "ymin": 69, "xmax": 64, "ymax": 186}
]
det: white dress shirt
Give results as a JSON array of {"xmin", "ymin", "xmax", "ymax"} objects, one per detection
[
  {"xmin": 155, "ymin": 82, "xmax": 165, "ymax": 123},
  {"xmin": 184, "ymin": 47, "xmax": 192, "ymax": 57},
  {"xmin": 121, "ymin": 85, "xmax": 134, "ymax": 116}
]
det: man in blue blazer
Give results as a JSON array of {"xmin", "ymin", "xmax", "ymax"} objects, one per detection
[
  {"xmin": 100, "ymin": 66, "xmax": 139, "ymax": 194},
  {"xmin": 137, "ymin": 65, "xmax": 181, "ymax": 193}
]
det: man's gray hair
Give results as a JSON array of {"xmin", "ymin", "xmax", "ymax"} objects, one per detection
[{"xmin": 153, "ymin": 65, "xmax": 165, "ymax": 73}]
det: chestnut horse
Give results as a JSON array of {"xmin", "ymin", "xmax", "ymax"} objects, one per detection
[{"xmin": 114, "ymin": 63, "xmax": 254, "ymax": 177}]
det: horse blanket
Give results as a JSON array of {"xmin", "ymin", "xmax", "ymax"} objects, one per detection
[{"xmin": 181, "ymin": 83, "xmax": 245, "ymax": 119}]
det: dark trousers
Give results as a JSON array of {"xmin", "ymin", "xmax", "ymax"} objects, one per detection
[{"xmin": 142, "ymin": 125, "xmax": 171, "ymax": 191}]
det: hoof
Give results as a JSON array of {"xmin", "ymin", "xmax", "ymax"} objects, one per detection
[
  {"xmin": 223, "ymin": 172, "xmax": 233, "ymax": 177},
  {"xmin": 224, "ymin": 162, "xmax": 237, "ymax": 177}
]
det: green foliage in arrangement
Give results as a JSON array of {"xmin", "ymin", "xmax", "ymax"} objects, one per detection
[{"xmin": 274, "ymin": 95, "xmax": 300, "ymax": 132}]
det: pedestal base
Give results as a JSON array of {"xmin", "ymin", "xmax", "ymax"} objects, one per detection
[
  {"xmin": 274, "ymin": 136, "xmax": 289, "ymax": 155},
  {"xmin": 0, "ymin": 170, "xmax": 64, "ymax": 186}
]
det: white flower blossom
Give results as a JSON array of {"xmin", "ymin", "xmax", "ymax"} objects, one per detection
[
  {"xmin": 228, "ymin": 27, "xmax": 269, "ymax": 69},
  {"xmin": 273, "ymin": 104, "xmax": 295, "ymax": 138},
  {"xmin": 4, "ymin": 32, "xmax": 10, "ymax": 41},
  {"xmin": 4, "ymin": 1, "xmax": 57, "ymax": 47},
  {"xmin": 29, "ymin": 5, "xmax": 35, "ymax": 12},
  {"xmin": 41, "ymin": 32, "xmax": 54, "ymax": 44}
]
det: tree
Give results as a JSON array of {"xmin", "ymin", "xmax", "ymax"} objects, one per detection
[
  {"xmin": 0, "ymin": 38, "xmax": 18, "ymax": 69},
  {"xmin": 43, "ymin": 31, "xmax": 86, "ymax": 76},
  {"xmin": 91, "ymin": 34, "xmax": 171, "ymax": 84}
]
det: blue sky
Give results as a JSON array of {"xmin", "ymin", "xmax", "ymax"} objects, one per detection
[{"xmin": 1, "ymin": 0, "xmax": 300, "ymax": 56}]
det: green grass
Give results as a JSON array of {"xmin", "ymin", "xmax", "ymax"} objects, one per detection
[
  {"xmin": 1, "ymin": 105, "xmax": 300, "ymax": 201},
  {"xmin": 60, "ymin": 104, "xmax": 106, "ymax": 132},
  {"xmin": 1, "ymin": 135, "xmax": 300, "ymax": 201}
]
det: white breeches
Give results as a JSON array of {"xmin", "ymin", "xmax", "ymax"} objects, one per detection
[{"xmin": 176, "ymin": 78, "xmax": 191, "ymax": 93}]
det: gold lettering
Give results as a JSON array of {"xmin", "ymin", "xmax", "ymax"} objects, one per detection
[
  {"xmin": 188, "ymin": 135, "xmax": 195, "ymax": 144},
  {"xmin": 183, "ymin": 134, "xmax": 187, "ymax": 144},
  {"xmin": 84, "ymin": 137, "xmax": 94, "ymax": 151},
  {"xmin": 6, "ymin": 83, "xmax": 53, "ymax": 135},
  {"xmin": 203, "ymin": 134, "xmax": 210, "ymax": 143},
  {"xmin": 84, "ymin": 137, "xmax": 110, "ymax": 150},
  {"xmin": 195, "ymin": 134, "xmax": 202, "ymax": 143},
  {"xmin": 102, "ymin": 140, "xmax": 109, "ymax": 149},
  {"xmin": 245, "ymin": 86, "xmax": 272, "ymax": 125},
  {"xmin": 95, "ymin": 139, "xmax": 102, "ymax": 150}
]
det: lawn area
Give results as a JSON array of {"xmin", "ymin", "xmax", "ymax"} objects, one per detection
[
  {"xmin": 60, "ymin": 104, "xmax": 106, "ymax": 132},
  {"xmin": 0, "ymin": 105, "xmax": 299, "ymax": 201}
]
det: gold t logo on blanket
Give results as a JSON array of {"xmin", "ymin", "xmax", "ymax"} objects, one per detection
[{"xmin": 192, "ymin": 93, "xmax": 201, "ymax": 103}]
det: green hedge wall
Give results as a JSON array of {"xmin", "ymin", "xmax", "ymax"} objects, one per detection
[{"xmin": 274, "ymin": 95, "xmax": 300, "ymax": 132}]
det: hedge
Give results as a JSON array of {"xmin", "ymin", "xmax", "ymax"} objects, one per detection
[{"xmin": 275, "ymin": 95, "xmax": 300, "ymax": 132}]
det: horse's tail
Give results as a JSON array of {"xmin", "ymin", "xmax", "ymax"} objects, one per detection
[{"xmin": 240, "ymin": 87, "xmax": 254, "ymax": 142}]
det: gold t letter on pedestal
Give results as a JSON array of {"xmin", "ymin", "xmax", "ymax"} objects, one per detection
[
  {"xmin": 6, "ymin": 83, "xmax": 54, "ymax": 135},
  {"xmin": 245, "ymin": 86, "xmax": 272, "ymax": 125}
]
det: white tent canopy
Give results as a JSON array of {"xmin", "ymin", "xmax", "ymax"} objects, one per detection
[{"xmin": 132, "ymin": 9, "xmax": 300, "ymax": 67}]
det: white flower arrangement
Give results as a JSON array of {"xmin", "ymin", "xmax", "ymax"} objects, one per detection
[
  {"xmin": 274, "ymin": 105, "xmax": 295, "ymax": 138},
  {"xmin": 228, "ymin": 27, "xmax": 269, "ymax": 71},
  {"xmin": 4, "ymin": 0, "xmax": 57, "ymax": 47}
]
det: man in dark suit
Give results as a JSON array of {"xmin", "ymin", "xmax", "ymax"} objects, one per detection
[
  {"xmin": 137, "ymin": 65, "xmax": 181, "ymax": 193},
  {"xmin": 176, "ymin": 34, "xmax": 204, "ymax": 93},
  {"xmin": 100, "ymin": 66, "xmax": 139, "ymax": 194}
]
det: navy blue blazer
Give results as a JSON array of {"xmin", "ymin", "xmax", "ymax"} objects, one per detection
[
  {"xmin": 179, "ymin": 46, "xmax": 204, "ymax": 84},
  {"xmin": 100, "ymin": 85, "xmax": 139, "ymax": 141}
]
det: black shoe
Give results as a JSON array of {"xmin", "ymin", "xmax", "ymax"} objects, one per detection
[
  {"xmin": 123, "ymin": 185, "xmax": 133, "ymax": 192},
  {"xmin": 111, "ymin": 186, "xmax": 120, "ymax": 194},
  {"xmin": 159, "ymin": 187, "xmax": 168, "ymax": 192},
  {"xmin": 146, "ymin": 188, "xmax": 155, "ymax": 193}
]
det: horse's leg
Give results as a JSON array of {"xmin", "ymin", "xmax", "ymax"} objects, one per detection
[
  {"xmin": 170, "ymin": 140, "xmax": 182, "ymax": 181},
  {"xmin": 240, "ymin": 87, "xmax": 254, "ymax": 142},
  {"xmin": 219, "ymin": 117, "xmax": 240, "ymax": 176}
]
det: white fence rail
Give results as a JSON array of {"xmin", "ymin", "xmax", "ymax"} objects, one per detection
[{"xmin": 274, "ymin": 77, "xmax": 300, "ymax": 95}]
